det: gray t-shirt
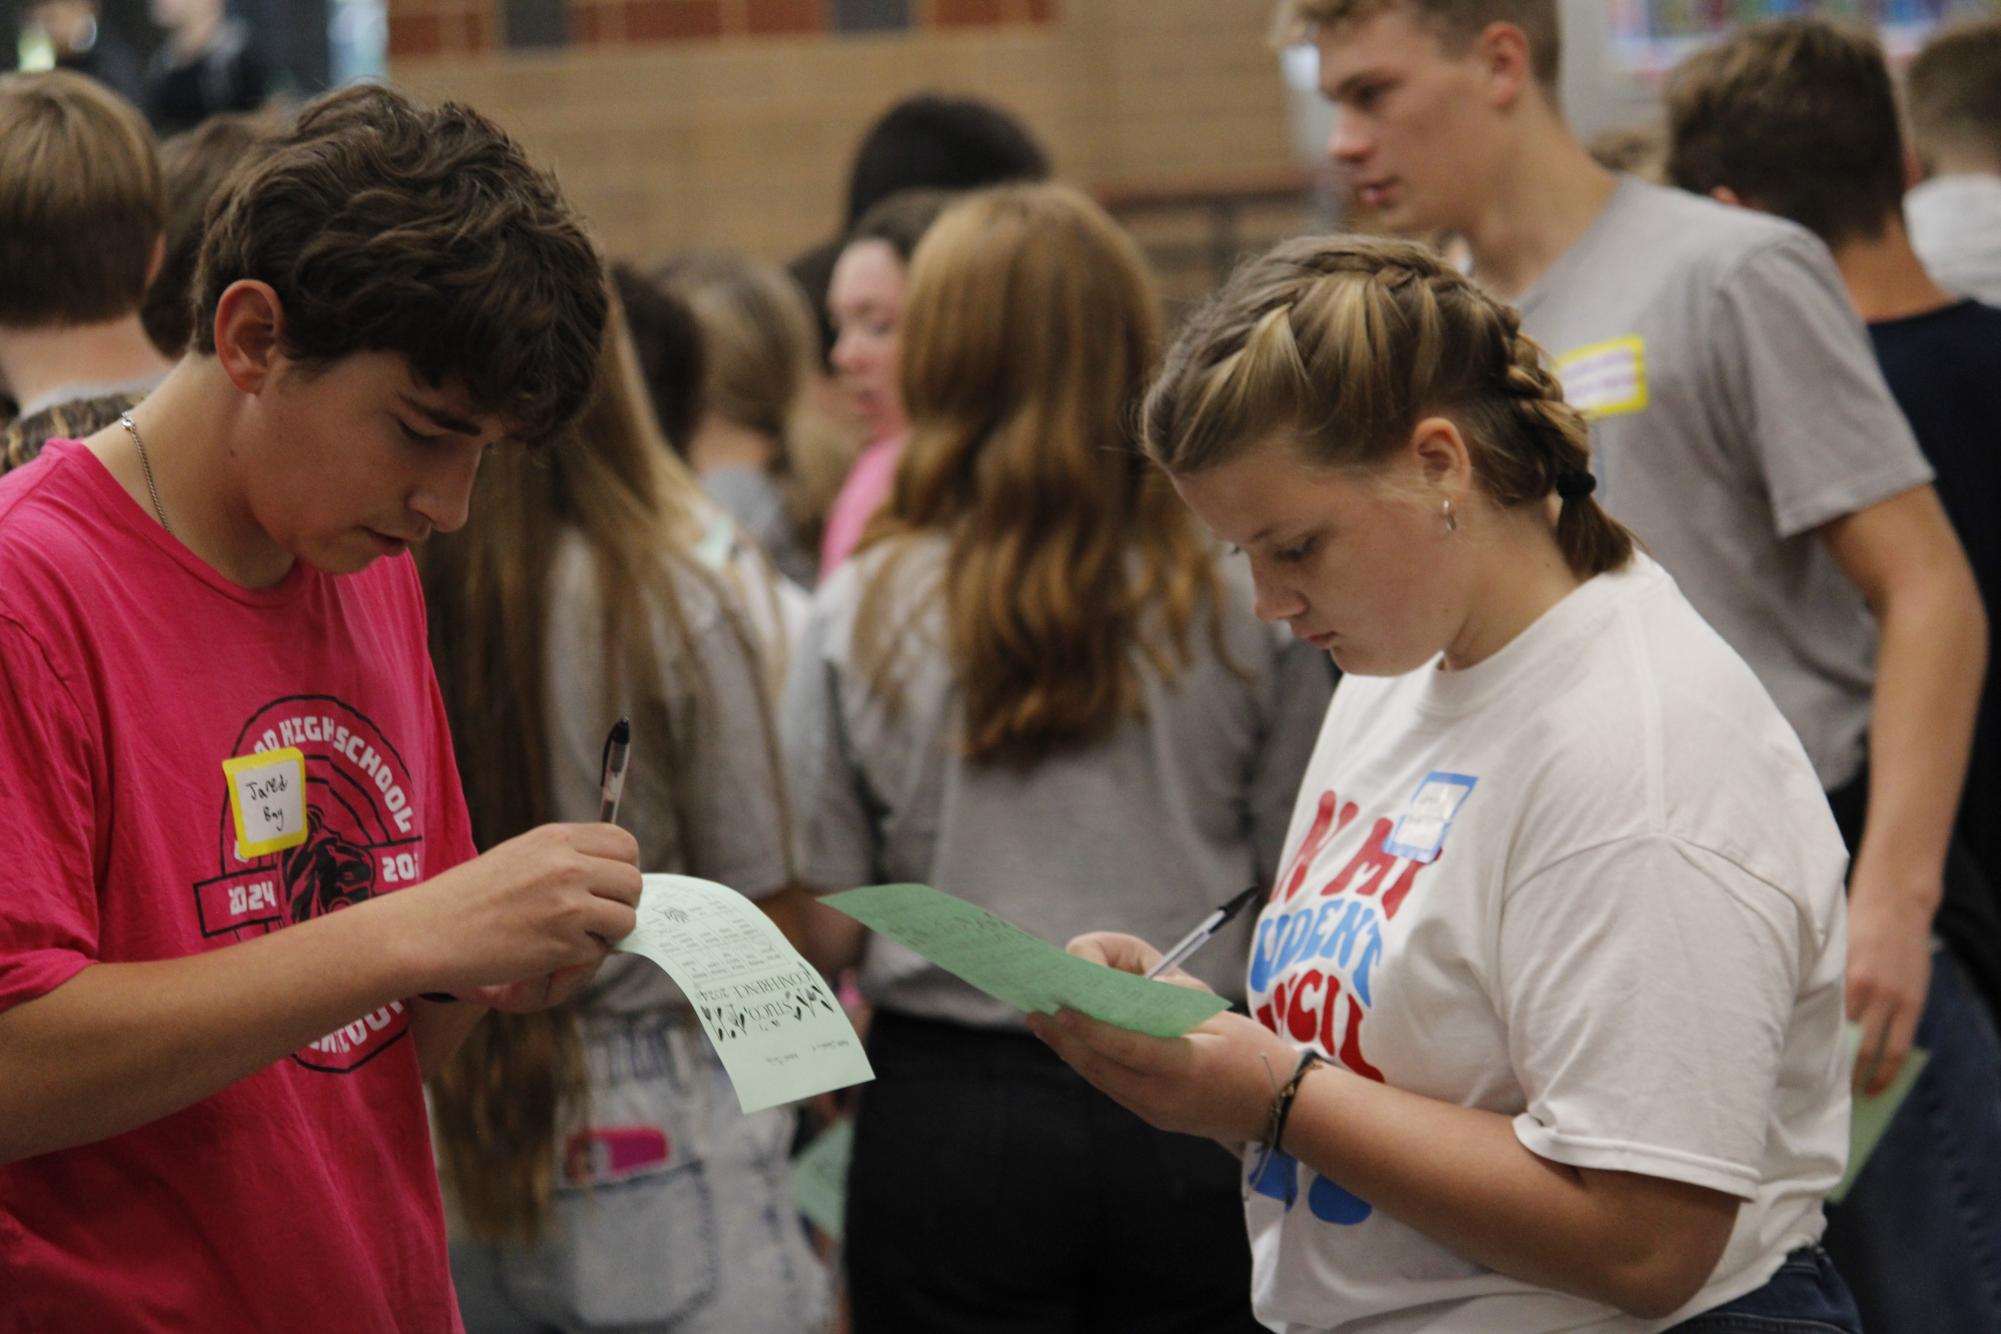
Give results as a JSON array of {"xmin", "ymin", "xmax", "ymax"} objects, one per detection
[
  {"xmin": 781, "ymin": 535, "xmax": 1334, "ymax": 1029},
  {"xmin": 545, "ymin": 531, "xmax": 793, "ymax": 1014},
  {"xmin": 703, "ymin": 466, "xmax": 817, "ymax": 590},
  {"xmin": 1517, "ymin": 177, "xmax": 1933, "ymax": 790}
]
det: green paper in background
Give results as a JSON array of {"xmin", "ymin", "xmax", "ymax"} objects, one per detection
[
  {"xmin": 791, "ymin": 1118, "xmax": 854, "ymax": 1241},
  {"xmin": 1831, "ymin": 1021, "xmax": 1929, "ymax": 1204},
  {"xmin": 615, "ymin": 874, "xmax": 874, "ymax": 1114},
  {"xmin": 823, "ymin": 883, "xmax": 1231, "ymax": 1038}
]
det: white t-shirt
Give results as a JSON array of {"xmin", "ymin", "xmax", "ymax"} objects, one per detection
[
  {"xmin": 1246, "ymin": 556, "xmax": 1849, "ymax": 1334},
  {"xmin": 1906, "ymin": 175, "xmax": 2001, "ymax": 308}
]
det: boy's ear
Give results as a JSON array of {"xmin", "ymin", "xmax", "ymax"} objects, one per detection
[
  {"xmin": 1477, "ymin": 20, "xmax": 1537, "ymax": 112},
  {"xmin": 1709, "ymin": 185, "xmax": 1747, "ymax": 210},
  {"xmin": 212, "ymin": 280, "xmax": 287, "ymax": 394}
]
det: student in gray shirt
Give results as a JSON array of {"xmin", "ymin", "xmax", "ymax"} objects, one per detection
[
  {"xmin": 1663, "ymin": 20, "xmax": 2001, "ymax": 1330},
  {"xmin": 783, "ymin": 183, "xmax": 1330, "ymax": 1332},
  {"xmin": 1291, "ymin": 0, "xmax": 1984, "ymax": 1324}
]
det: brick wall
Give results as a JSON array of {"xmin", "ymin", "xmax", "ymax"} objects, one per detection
[{"xmin": 386, "ymin": 0, "xmax": 1303, "ymax": 270}]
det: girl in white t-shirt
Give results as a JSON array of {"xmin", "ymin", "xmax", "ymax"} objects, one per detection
[{"xmin": 1031, "ymin": 237, "xmax": 1860, "ymax": 1333}]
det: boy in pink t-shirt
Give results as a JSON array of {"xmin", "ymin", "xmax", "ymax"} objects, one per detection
[{"xmin": 0, "ymin": 85, "xmax": 639, "ymax": 1332}]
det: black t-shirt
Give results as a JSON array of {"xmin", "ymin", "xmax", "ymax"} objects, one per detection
[{"xmin": 1870, "ymin": 298, "xmax": 2001, "ymax": 888}]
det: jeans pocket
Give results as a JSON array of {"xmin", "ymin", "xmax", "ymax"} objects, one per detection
[
  {"xmin": 539, "ymin": 1157, "xmax": 721, "ymax": 1328},
  {"xmin": 1668, "ymin": 1248, "xmax": 1859, "ymax": 1334}
]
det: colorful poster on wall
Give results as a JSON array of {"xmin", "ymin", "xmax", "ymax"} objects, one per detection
[{"xmin": 1610, "ymin": 0, "xmax": 2001, "ymax": 73}]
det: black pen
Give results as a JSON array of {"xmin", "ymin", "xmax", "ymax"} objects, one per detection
[
  {"xmin": 597, "ymin": 716, "xmax": 631, "ymax": 825},
  {"xmin": 1145, "ymin": 884, "xmax": 1264, "ymax": 979}
]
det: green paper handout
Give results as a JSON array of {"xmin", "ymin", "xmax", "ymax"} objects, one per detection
[
  {"xmin": 1831, "ymin": 1022, "xmax": 1930, "ymax": 1204},
  {"xmin": 790, "ymin": 1117, "xmax": 854, "ymax": 1241},
  {"xmin": 822, "ymin": 882, "xmax": 1231, "ymax": 1038},
  {"xmin": 614, "ymin": 874, "xmax": 874, "ymax": 1114}
]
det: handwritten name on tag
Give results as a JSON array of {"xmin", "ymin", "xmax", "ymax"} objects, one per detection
[{"xmin": 223, "ymin": 747, "xmax": 309, "ymax": 859}]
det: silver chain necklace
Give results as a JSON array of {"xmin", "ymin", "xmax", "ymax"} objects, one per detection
[{"xmin": 117, "ymin": 411, "xmax": 173, "ymax": 536}]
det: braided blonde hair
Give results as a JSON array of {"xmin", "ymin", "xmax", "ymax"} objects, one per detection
[{"xmin": 1144, "ymin": 235, "xmax": 1633, "ymax": 579}]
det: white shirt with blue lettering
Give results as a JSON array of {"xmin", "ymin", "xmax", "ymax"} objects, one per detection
[{"xmin": 1244, "ymin": 555, "xmax": 1850, "ymax": 1333}]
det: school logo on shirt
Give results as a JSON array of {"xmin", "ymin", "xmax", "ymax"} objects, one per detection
[
  {"xmin": 190, "ymin": 694, "xmax": 429, "ymax": 1074},
  {"xmin": 1554, "ymin": 336, "xmax": 1649, "ymax": 418},
  {"xmin": 1246, "ymin": 774, "xmax": 1475, "ymax": 1224}
]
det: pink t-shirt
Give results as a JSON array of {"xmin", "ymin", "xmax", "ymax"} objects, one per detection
[
  {"xmin": 818, "ymin": 434, "xmax": 904, "ymax": 573},
  {"xmin": 0, "ymin": 441, "xmax": 477, "ymax": 1332}
]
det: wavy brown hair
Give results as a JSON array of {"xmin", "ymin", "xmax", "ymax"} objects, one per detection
[
  {"xmin": 193, "ymin": 83, "xmax": 603, "ymax": 446},
  {"xmin": 144, "ymin": 110, "xmax": 279, "ymax": 357},
  {"xmin": 854, "ymin": 183, "xmax": 1221, "ymax": 764},
  {"xmin": 420, "ymin": 291, "xmax": 776, "ymax": 1246},
  {"xmin": 1144, "ymin": 235, "xmax": 1632, "ymax": 579}
]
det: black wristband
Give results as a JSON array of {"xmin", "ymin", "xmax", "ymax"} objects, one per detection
[
  {"xmin": 418, "ymin": 992, "xmax": 459, "ymax": 1003},
  {"xmin": 1269, "ymin": 1049, "xmax": 1324, "ymax": 1155}
]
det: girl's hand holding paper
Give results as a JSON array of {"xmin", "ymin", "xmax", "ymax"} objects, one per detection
[{"xmin": 1029, "ymin": 1004, "xmax": 1296, "ymax": 1145}]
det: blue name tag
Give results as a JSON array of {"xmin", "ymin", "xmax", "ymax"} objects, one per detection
[{"xmin": 1382, "ymin": 771, "xmax": 1478, "ymax": 864}]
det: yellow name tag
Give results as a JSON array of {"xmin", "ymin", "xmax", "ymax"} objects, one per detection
[
  {"xmin": 222, "ymin": 747, "xmax": 310, "ymax": 859},
  {"xmin": 1555, "ymin": 336, "xmax": 1649, "ymax": 418}
]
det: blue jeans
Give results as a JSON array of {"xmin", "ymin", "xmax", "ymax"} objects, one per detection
[
  {"xmin": 1822, "ymin": 948, "xmax": 2001, "ymax": 1333},
  {"xmin": 447, "ymin": 1011, "xmax": 830, "ymax": 1334},
  {"xmin": 1667, "ymin": 1247, "xmax": 1860, "ymax": 1333}
]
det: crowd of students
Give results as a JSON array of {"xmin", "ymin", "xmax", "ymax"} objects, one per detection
[{"xmin": 3, "ymin": 1, "xmax": 2001, "ymax": 1331}]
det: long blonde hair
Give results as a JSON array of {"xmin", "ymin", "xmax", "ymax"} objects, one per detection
[
  {"xmin": 420, "ymin": 289, "xmax": 772, "ymax": 1246},
  {"xmin": 854, "ymin": 183, "xmax": 1220, "ymax": 764},
  {"xmin": 1144, "ymin": 235, "xmax": 1633, "ymax": 579}
]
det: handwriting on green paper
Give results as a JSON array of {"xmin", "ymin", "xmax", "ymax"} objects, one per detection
[
  {"xmin": 1831, "ymin": 1022, "xmax": 1929, "ymax": 1203},
  {"xmin": 614, "ymin": 874, "xmax": 873, "ymax": 1114},
  {"xmin": 790, "ymin": 1117, "xmax": 854, "ymax": 1241},
  {"xmin": 822, "ymin": 883, "xmax": 1230, "ymax": 1038}
]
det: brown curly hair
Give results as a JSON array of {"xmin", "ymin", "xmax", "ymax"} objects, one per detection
[{"xmin": 191, "ymin": 84, "xmax": 605, "ymax": 445}]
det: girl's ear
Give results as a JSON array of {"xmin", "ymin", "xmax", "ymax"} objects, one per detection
[{"xmin": 1406, "ymin": 414, "xmax": 1474, "ymax": 493}]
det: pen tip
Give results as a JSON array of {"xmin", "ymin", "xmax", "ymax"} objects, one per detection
[{"xmin": 611, "ymin": 717, "xmax": 631, "ymax": 743}]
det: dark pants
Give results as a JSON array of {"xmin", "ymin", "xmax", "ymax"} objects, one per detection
[
  {"xmin": 1667, "ymin": 1247, "xmax": 1861, "ymax": 1333},
  {"xmin": 1822, "ymin": 767, "xmax": 2001, "ymax": 1332},
  {"xmin": 844, "ymin": 1010, "xmax": 1265, "ymax": 1334}
]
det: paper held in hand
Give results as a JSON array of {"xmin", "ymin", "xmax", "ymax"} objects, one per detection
[
  {"xmin": 613, "ymin": 874, "xmax": 873, "ymax": 1114},
  {"xmin": 1831, "ymin": 1021, "xmax": 1930, "ymax": 1204},
  {"xmin": 822, "ymin": 883, "xmax": 1231, "ymax": 1038}
]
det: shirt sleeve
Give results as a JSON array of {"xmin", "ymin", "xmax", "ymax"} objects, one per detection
[
  {"xmin": 779, "ymin": 585, "xmax": 881, "ymax": 892},
  {"xmin": 1500, "ymin": 833, "xmax": 1804, "ymax": 1199},
  {"xmin": 1710, "ymin": 230, "xmax": 1934, "ymax": 539},
  {"xmin": 1249, "ymin": 634, "xmax": 1336, "ymax": 885},
  {"xmin": 0, "ymin": 616, "xmax": 102, "ymax": 1012}
]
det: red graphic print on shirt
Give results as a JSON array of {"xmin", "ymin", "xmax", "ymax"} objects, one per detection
[
  {"xmin": 189, "ymin": 694, "xmax": 430, "ymax": 1073},
  {"xmin": 1250, "ymin": 786, "xmax": 1449, "ymax": 1083}
]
